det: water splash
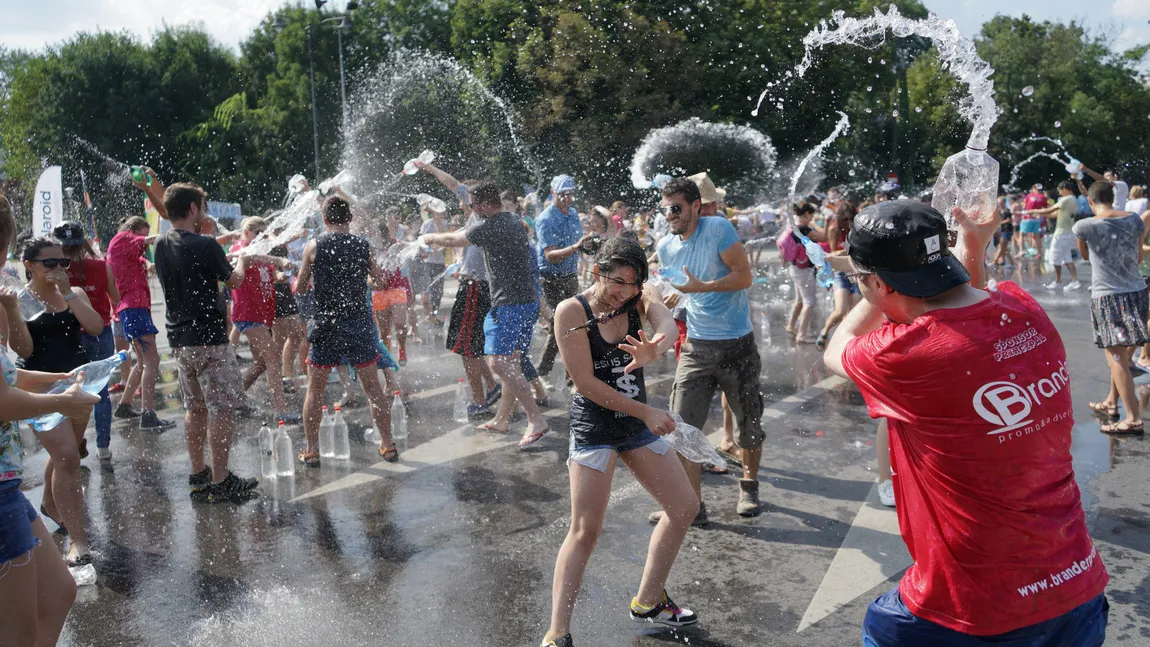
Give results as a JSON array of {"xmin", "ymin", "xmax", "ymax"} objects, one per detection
[
  {"xmin": 788, "ymin": 111, "xmax": 850, "ymax": 199},
  {"xmin": 758, "ymin": 5, "xmax": 999, "ymax": 150},
  {"xmin": 1003, "ymin": 152, "xmax": 1070, "ymax": 192},
  {"xmin": 1013, "ymin": 136, "xmax": 1070, "ymax": 154},
  {"xmin": 628, "ymin": 118, "xmax": 777, "ymax": 200}
]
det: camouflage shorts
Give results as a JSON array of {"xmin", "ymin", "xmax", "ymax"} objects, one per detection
[{"xmin": 172, "ymin": 344, "xmax": 247, "ymax": 412}]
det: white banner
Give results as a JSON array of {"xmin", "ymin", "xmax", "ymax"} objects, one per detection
[{"xmin": 32, "ymin": 166, "xmax": 63, "ymax": 237}]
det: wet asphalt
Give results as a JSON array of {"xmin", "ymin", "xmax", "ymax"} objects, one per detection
[{"xmin": 17, "ymin": 259, "xmax": 1150, "ymax": 647}]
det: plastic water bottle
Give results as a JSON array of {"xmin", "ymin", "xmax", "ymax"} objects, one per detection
[
  {"xmin": 318, "ymin": 169, "xmax": 353, "ymax": 194},
  {"xmin": 28, "ymin": 351, "xmax": 129, "ymax": 432},
  {"xmin": 797, "ymin": 234, "xmax": 835, "ymax": 289},
  {"xmin": 932, "ymin": 147, "xmax": 1000, "ymax": 229},
  {"xmin": 1064, "ymin": 158, "xmax": 1084, "ymax": 180},
  {"xmin": 453, "ymin": 378, "xmax": 469, "ymax": 423},
  {"xmin": 318, "ymin": 406, "xmax": 334, "ymax": 458},
  {"xmin": 274, "ymin": 421, "xmax": 294, "ymax": 476},
  {"xmin": 403, "ymin": 150, "xmax": 436, "ymax": 175},
  {"xmin": 258, "ymin": 424, "xmax": 277, "ymax": 480},
  {"xmin": 657, "ymin": 266, "xmax": 688, "ymax": 286},
  {"xmin": 332, "ymin": 406, "xmax": 350, "ymax": 460},
  {"xmin": 16, "ymin": 288, "xmax": 45, "ymax": 321},
  {"xmin": 391, "ymin": 391, "xmax": 408, "ymax": 442},
  {"xmin": 70, "ymin": 563, "xmax": 98, "ymax": 586},
  {"xmin": 364, "ymin": 424, "xmax": 380, "ymax": 445},
  {"xmin": 129, "ymin": 166, "xmax": 153, "ymax": 186}
]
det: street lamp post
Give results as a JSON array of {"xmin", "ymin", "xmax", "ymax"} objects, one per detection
[
  {"xmin": 321, "ymin": 16, "xmax": 351, "ymax": 130},
  {"xmin": 307, "ymin": 25, "xmax": 321, "ymax": 180}
]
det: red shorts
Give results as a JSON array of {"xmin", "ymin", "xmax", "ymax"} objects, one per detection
[{"xmin": 674, "ymin": 319, "xmax": 688, "ymax": 360}]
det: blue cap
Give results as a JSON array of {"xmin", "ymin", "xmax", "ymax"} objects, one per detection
[{"xmin": 550, "ymin": 175, "xmax": 577, "ymax": 194}]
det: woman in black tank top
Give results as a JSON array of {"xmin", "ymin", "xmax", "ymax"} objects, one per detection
[{"xmin": 540, "ymin": 237, "xmax": 700, "ymax": 647}]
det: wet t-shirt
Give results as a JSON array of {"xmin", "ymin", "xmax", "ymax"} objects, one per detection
[
  {"xmin": 465, "ymin": 212, "xmax": 536, "ymax": 308},
  {"xmin": 312, "ymin": 232, "xmax": 370, "ymax": 319},
  {"xmin": 155, "ymin": 229, "xmax": 234, "ymax": 348},
  {"xmin": 1072, "ymin": 213, "xmax": 1145, "ymax": 297},
  {"xmin": 841, "ymin": 281, "xmax": 1107, "ymax": 636},
  {"xmin": 106, "ymin": 230, "xmax": 151, "ymax": 312}
]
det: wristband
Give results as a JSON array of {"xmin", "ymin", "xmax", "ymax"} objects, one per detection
[{"xmin": 63, "ymin": 291, "xmax": 78, "ymax": 302}]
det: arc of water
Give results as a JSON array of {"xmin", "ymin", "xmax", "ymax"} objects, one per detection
[
  {"xmin": 759, "ymin": 6, "xmax": 999, "ymax": 151},
  {"xmin": 788, "ymin": 111, "xmax": 851, "ymax": 199},
  {"xmin": 628, "ymin": 117, "xmax": 777, "ymax": 190},
  {"xmin": 1013, "ymin": 136, "xmax": 1068, "ymax": 152},
  {"xmin": 1002, "ymin": 152, "xmax": 1071, "ymax": 192}
]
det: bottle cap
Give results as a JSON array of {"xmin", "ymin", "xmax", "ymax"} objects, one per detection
[
  {"xmin": 278, "ymin": 421, "xmax": 285, "ymax": 426},
  {"xmin": 322, "ymin": 405, "xmax": 328, "ymax": 411},
  {"xmin": 393, "ymin": 390, "xmax": 400, "ymax": 395},
  {"xmin": 458, "ymin": 378, "xmax": 464, "ymax": 382},
  {"xmin": 334, "ymin": 405, "xmax": 341, "ymax": 412}
]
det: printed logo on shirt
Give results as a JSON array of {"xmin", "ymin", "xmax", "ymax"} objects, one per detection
[
  {"xmin": 1016, "ymin": 546, "xmax": 1100, "ymax": 598},
  {"xmin": 611, "ymin": 366, "xmax": 641, "ymax": 398},
  {"xmin": 973, "ymin": 361, "xmax": 1070, "ymax": 439},
  {"xmin": 993, "ymin": 327, "xmax": 1047, "ymax": 362}
]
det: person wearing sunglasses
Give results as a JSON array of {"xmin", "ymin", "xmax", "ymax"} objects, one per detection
[{"xmin": 15, "ymin": 234, "xmax": 105, "ymax": 567}]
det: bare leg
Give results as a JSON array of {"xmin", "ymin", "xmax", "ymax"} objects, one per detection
[
  {"xmin": 392, "ymin": 302, "xmax": 409, "ymax": 355},
  {"xmin": 462, "ymin": 356, "xmax": 487, "ymax": 405},
  {"xmin": 185, "ymin": 407, "xmax": 209, "ymax": 473},
  {"xmin": 0, "ymin": 518, "xmax": 77, "ymax": 646},
  {"xmin": 39, "ymin": 419, "xmax": 89, "ymax": 559},
  {"xmin": 207, "ymin": 409, "xmax": 237, "ymax": 483},
  {"xmin": 786, "ymin": 298, "xmax": 801, "ymax": 334},
  {"xmin": 355, "ymin": 365, "xmax": 395, "ymax": 448},
  {"xmin": 114, "ymin": 333, "xmax": 132, "ymax": 390},
  {"xmin": 719, "ymin": 394, "xmax": 736, "ymax": 453},
  {"xmin": 118, "ymin": 338, "xmax": 146, "ymax": 407},
  {"xmin": 136, "ymin": 335, "xmax": 160, "ymax": 411},
  {"xmin": 484, "ymin": 352, "xmax": 544, "ymax": 434},
  {"xmin": 302, "ymin": 363, "xmax": 327, "ymax": 455},
  {"xmin": 1106, "ymin": 346, "xmax": 1142, "ymax": 426},
  {"xmin": 247, "ymin": 326, "xmax": 286, "ymax": 414}
]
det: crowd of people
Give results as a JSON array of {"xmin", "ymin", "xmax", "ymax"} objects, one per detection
[{"xmin": 0, "ymin": 151, "xmax": 1144, "ymax": 646}]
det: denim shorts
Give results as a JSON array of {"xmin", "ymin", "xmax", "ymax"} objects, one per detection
[
  {"xmin": 862, "ymin": 588, "xmax": 1108, "ymax": 647},
  {"xmin": 567, "ymin": 429, "xmax": 670, "ymax": 473},
  {"xmin": 834, "ymin": 271, "xmax": 861, "ymax": 295},
  {"xmin": 0, "ymin": 480, "xmax": 39, "ymax": 564},
  {"xmin": 307, "ymin": 311, "xmax": 381, "ymax": 369},
  {"xmin": 120, "ymin": 307, "xmax": 159, "ymax": 342},
  {"xmin": 483, "ymin": 302, "xmax": 538, "ymax": 357},
  {"xmin": 233, "ymin": 321, "xmax": 267, "ymax": 334}
]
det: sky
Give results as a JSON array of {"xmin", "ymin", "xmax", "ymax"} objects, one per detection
[{"xmin": 1, "ymin": 0, "xmax": 1148, "ymax": 60}]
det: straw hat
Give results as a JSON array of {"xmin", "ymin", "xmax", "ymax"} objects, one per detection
[{"xmin": 688, "ymin": 172, "xmax": 726, "ymax": 204}]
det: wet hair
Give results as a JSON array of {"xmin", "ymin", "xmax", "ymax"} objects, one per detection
[
  {"xmin": 322, "ymin": 196, "xmax": 353, "ymax": 224},
  {"xmin": 1088, "ymin": 181, "xmax": 1114, "ymax": 207},
  {"xmin": 119, "ymin": 216, "xmax": 150, "ymax": 233},
  {"xmin": 793, "ymin": 201, "xmax": 818, "ymax": 217},
  {"xmin": 1058, "ymin": 180, "xmax": 1073, "ymax": 193},
  {"xmin": 470, "ymin": 181, "xmax": 502, "ymax": 209},
  {"xmin": 662, "ymin": 177, "xmax": 701, "ymax": 205},
  {"xmin": 610, "ymin": 200, "xmax": 627, "ymax": 212},
  {"xmin": 20, "ymin": 235, "xmax": 60, "ymax": 262},
  {"xmin": 164, "ymin": 183, "xmax": 207, "ymax": 221},
  {"xmin": 594, "ymin": 235, "xmax": 648, "ymax": 285}
]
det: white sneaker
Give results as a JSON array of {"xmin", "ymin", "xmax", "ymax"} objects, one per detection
[
  {"xmin": 1066, "ymin": 281, "xmax": 1082, "ymax": 291},
  {"xmin": 96, "ymin": 447, "xmax": 112, "ymax": 461},
  {"xmin": 1044, "ymin": 281, "xmax": 1059, "ymax": 290},
  {"xmin": 878, "ymin": 480, "xmax": 896, "ymax": 507}
]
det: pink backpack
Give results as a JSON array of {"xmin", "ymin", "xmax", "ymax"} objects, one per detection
[{"xmin": 776, "ymin": 227, "xmax": 810, "ymax": 268}]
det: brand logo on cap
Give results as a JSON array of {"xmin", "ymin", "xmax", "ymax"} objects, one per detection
[{"xmin": 924, "ymin": 234, "xmax": 940, "ymax": 255}]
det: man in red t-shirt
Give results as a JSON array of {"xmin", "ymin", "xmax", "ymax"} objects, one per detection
[{"xmin": 823, "ymin": 201, "xmax": 1108, "ymax": 645}]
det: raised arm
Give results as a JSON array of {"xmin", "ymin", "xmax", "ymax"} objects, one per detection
[
  {"xmin": 130, "ymin": 167, "xmax": 167, "ymax": 220},
  {"xmin": 415, "ymin": 162, "xmax": 462, "ymax": 194}
]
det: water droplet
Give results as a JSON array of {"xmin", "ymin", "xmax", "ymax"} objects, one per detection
[
  {"xmin": 865, "ymin": 108, "xmax": 873, "ymax": 113},
  {"xmin": 1021, "ymin": 86, "xmax": 1034, "ymax": 97},
  {"xmin": 750, "ymin": 109, "xmax": 758, "ymax": 117},
  {"xmin": 866, "ymin": 85, "xmax": 873, "ymax": 91},
  {"xmin": 914, "ymin": 106, "xmax": 922, "ymax": 113},
  {"xmin": 867, "ymin": 56, "xmax": 873, "ymax": 63},
  {"xmin": 849, "ymin": 170, "xmax": 856, "ymax": 176},
  {"xmin": 885, "ymin": 222, "xmax": 895, "ymax": 229},
  {"xmin": 1054, "ymin": 121, "xmax": 1061, "ymax": 128},
  {"xmin": 1001, "ymin": 313, "xmax": 1008, "ymax": 320},
  {"xmin": 892, "ymin": 109, "xmax": 899, "ymax": 117}
]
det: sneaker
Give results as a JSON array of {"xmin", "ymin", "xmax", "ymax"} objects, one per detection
[
  {"xmin": 189, "ymin": 467, "xmax": 212, "ymax": 494},
  {"xmin": 540, "ymin": 634, "xmax": 573, "ymax": 647},
  {"xmin": 96, "ymin": 447, "xmax": 112, "ymax": 461},
  {"xmin": 113, "ymin": 403, "xmax": 141, "ymax": 419},
  {"xmin": 736, "ymin": 478, "xmax": 762, "ymax": 517},
  {"xmin": 277, "ymin": 412, "xmax": 303, "ymax": 425},
  {"xmin": 1066, "ymin": 280, "xmax": 1082, "ymax": 291},
  {"xmin": 629, "ymin": 590, "xmax": 698, "ymax": 628},
  {"xmin": 108, "ymin": 383, "xmax": 126, "ymax": 394},
  {"xmin": 235, "ymin": 354, "xmax": 253, "ymax": 365},
  {"xmin": 139, "ymin": 409, "xmax": 176, "ymax": 431},
  {"xmin": 878, "ymin": 479, "xmax": 896, "ymax": 507},
  {"xmin": 467, "ymin": 403, "xmax": 492, "ymax": 420},
  {"xmin": 205, "ymin": 472, "xmax": 259, "ymax": 503},
  {"xmin": 1044, "ymin": 281, "xmax": 1059, "ymax": 290},
  {"xmin": 648, "ymin": 501, "xmax": 708, "ymax": 527},
  {"xmin": 484, "ymin": 383, "xmax": 502, "ymax": 408}
]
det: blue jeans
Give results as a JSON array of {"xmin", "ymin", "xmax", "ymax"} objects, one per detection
[
  {"xmin": 862, "ymin": 588, "xmax": 1108, "ymax": 647},
  {"xmin": 82, "ymin": 328, "xmax": 115, "ymax": 449}
]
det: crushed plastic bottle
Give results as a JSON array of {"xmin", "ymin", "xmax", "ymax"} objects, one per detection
[
  {"xmin": 931, "ymin": 147, "xmax": 1000, "ymax": 229},
  {"xmin": 1064, "ymin": 157, "xmax": 1084, "ymax": 179},
  {"xmin": 664, "ymin": 414, "xmax": 728, "ymax": 467},
  {"xmin": 364, "ymin": 424, "xmax": 380, "ymax": 445},
  {"xmin": 70, "ymin": 563, "xmax": 97, "ymax": 586},
  {"xmin": 453, "ymin": 379, "xmax": 470, "ymax": 423},
  {"xmin": 317, "ymin": 169, "xmax": 353, "ymax": 194},
  {"xmin": 332, "ymin": 406, "xmax": 350, "ymax": 460},
  {"xmin": 15, "ymin": 288, "xmax": 46, "ymax": 321},
  {"xmin": 391, "ymin": 391, "xmax": 408, "ymax": 442},
  {"xmin": 416, "ymin": 193, "xmax": 448, "ymax": 214},
  {"xmin": 403, "ymin": 150, "xmax": 436, "ymax": 175},
  {"xmin": 258, "ymin": 424, "xmax": 276, "ymax": 480},
  {"xmin": 318, "ymin": 406, "xmax": 334, "ymax": 458},
  {"xmin": 28, "ymin": 351, "xmax": 129, "ymax": 431},
  {"xmin": 274, "ymin": 421, "xmax": 294, "ymax": 476}
]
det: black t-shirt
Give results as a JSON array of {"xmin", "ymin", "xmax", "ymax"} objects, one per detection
[
  {"xmin": 154, "ymin": 228, "xmax": 234, "ymax": 348},
  {"xmin": 465, "ymin": 212, "xmax": 536, "ymax": 308}
]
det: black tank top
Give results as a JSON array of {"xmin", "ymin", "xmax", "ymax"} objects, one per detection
[
  {"xmin": 569, "ymin": 295, "xmax": 648, "ymax": 445},
  {"xmin": 313, "ymin": 232, "xmax": 370, "ymax": 319},
  {"xmin": 18, "ymin": 308, "xmax": 88, "ymax": 373}
]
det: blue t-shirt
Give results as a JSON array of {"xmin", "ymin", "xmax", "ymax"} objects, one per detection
[
  {"xmin": 534, "ymin": 204, "xmax": 582, "ymax": 276},
  {"xmin": 657, "ymin": 216, "xmax": 752, "ymax": 341}
]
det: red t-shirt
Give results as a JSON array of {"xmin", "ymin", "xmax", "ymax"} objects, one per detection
[
  {"xmin": 106, "ymin": 231, "xmax": 150, "ymax": 312},
  {"xmin": 65, "ymin": 258, "xmax": 112, "ymax": 325},
  {"xmin": 1023, "ymin": 192, "xmax": 1049, "ymax": 213},
  {"xmin": 229, "ymin": 240, "xmax": 276, "ymax": 327},
  {"xmin": 841, "ymin": 281, "xmax": 1106, "ymax": 636}
]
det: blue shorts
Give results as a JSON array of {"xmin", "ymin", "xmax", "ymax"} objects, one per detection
[
  {"xmin": 862, "ymin": 588, "xmax": 1107, "ymax": 647},
  {"xmin": 0, "ymin": 480, "xmax": 39, "ymax": 563},
  {"xmin": 483, "ymin": 302, "xmax": 538, "ymax": 357},
  {"xmin": 233, "ymin": 321, "xmax": 267, "ymax": 334},
  {"xmin": 307, "ymin": 311, "xmax": 380, "ymax": 369},
  {"xmin": 120, "ymin": 307, "xmax": 158, "ymax": 342},
  {"xmin": 834, "ymin": 271, "xmax": 860, "ymax": 295},
  {"xmin": 1019, "ymin": 219, "xmax": 1043, "ymax": 235},
  {"xmin": 567, "ymin": 428, "xmax": 670, "ymax": 473},
  {"xmin": 112, "ymin": 319, "xmax": 126, "ymax": 340}
]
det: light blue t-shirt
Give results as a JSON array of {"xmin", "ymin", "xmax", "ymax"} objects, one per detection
[
  {"xmin": 657, "ymin": 216, "xmax": 752, "ymax": 341},
  {"xmin": 534, "ymin": 204, "xmax": 582, "ymax": 276}
]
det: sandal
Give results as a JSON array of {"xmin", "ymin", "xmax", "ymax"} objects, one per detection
[
  {"xmin": 297, "ymin": 452, "xmax": 321, "ymax": 468},
  {"xmin": 716, "ymin": 445, "xmax": 742, "ymax": 467},
  {"xmin": 517, "ymin": 426, "xmax": 549, "ymax": 450},
  {"xmin": 65, "ymin": 552, "xmax": 93, "ymax": 567},
  {"xmin": 795, "ymin": 335, "xmax": 816, "ymax": 344},
  {"xmin": 378, "ymin": 444, "xmax": 399, "ymax": 462},
  {"xmin": 705, "ymin": 463, "xmax": 729, "ymax": 475},
  {"xmin": 476, "ymin": 421, "xmax": 509, "ymax": 434},
  {"xmin": 1100, "ymin": 420, "xmax": 1144, "ymax": 435},
  {"xmin": 40, "ymin": 505, "xmax": 67, "ymax": 535},
  {"xmin": 815, "ymin": 333, "xmax": 829, "ymax": 351},
  {"xmin": 1088, "ymin": 402, "xmax": 1119, "ymax": 420}
]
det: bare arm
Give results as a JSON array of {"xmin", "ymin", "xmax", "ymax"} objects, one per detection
[
  {"xmin": 1077, "ymin": 238, "xmax": 1090, "ymax": 262},
  {"xmin": 416, "ymin": 162, "xmax": 463, "ymax": 194},
  {"xmin": 420, "ymin": 230, "xmax": 471, "ymax": 249},
  {"xmin": 224, "ymin": 255, "xmax": 249, "ymax": 290},
  {"xmin": 823, "ymin": 299, "xmax": 885, "ymax": 378},
  {"xmin": 952, "ymin": 205, "xmax": 1000, "ymax": 290},
  {"xmin": 1141, "ymin": 211, "xmax": 1150, "ymax": 258},
  {"xmin": 0, "ymin": 299, "xmax": 33, "ymax": 359},
  {"xmin": 130, "ymin": 167, "xmax": 167, "ymax": 220},
  {"xmin": 676, "ymin": 242, "xmax": 753, "ymax": 294},
  {"xmin": 67, "ymin": 289, "xmax": 105, "ymax": 336},
  {"xmin": 543, "ymin": 239, "xmax": 589, "ymax": 264},
  {"xmin": 0, "ymin": 371, "xmax": 99, "ymax": 421},
  {"xmin": 13, "ymin": 369, "xmax": 72, "ymax": 392},
  {"xmin": 293, "ymin": 242, "xmax": 316, "ymax": 293},
  {"xmin": 104, "ymin": 263, "xmax": 120, "ymax": 305},
  {"xmin": 1079, "ymin": 164, "xmax": 1104, "ymax": 182}
]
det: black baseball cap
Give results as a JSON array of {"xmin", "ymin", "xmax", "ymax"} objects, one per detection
[
  {"xmin": 846, "ymin": 200, "xmax": 970, "ymax": 298},
  {"xmin": 53, "ymin": 221, "xmax": 86, "ymax": 247}
]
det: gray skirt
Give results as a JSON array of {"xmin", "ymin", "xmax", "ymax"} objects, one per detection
[{"xmin": 1090, "ymin": 288, "xmax": 1150, "ymax": 348}]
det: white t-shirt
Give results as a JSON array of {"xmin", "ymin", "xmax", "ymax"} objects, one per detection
[
  {"xmin": 1125, "ymin": 197, "xmax": 1147, "ymax": 216},
  {"xmin": 1113, "ymin": 181, "xmax": 1129, "ymax": 212}
]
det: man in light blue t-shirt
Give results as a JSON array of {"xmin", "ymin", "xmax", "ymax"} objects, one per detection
[
  {"xmin": 652, "ymin": 177, "xmax": 763, "ymax": 522},
  {"xmin": 534, "ymin": 174, "xmax": 592, "ymax": 381}
]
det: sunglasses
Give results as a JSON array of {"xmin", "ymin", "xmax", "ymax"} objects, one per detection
[
  {"xmin": 34, "ymin": 258, "xmax": 71, "ymax": 269},
  {"xmin": 661, "ymin": 204, "xmax": 683, "ymax": 216},
  {"xmin": 844, "ymin": 270, "xmax": 871, "ymax": 285}
]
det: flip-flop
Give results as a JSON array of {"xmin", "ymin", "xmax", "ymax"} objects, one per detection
[
  {"xmin": 518, "ymin": 426, "xmax": 549, "ymax": 450},
  {"xmin": 1100, "ymin": 420, "xmax": 1144, "ymax": 435},
  {"xmin": 476, "ymin": 421, "xmax": 509, "ymax": 434},
  {"xmin": 297, "ymin": 452, "xmax": 321, "ymax": 468},
  {"xmin": 815, "ymin": 333, "xmax": 829, "ymax": 351},
  {"xmin": 795, "ymin": 335, "xmax": 816, "ymax": 344},
  {"xmin": 715, "ymin": 446, "xmax": 742, "ymax": 467},
  {"xmin": 704, "ymin": 463, "xmax": 729, "ymax": 475},
  {"xmin": 378, "ymin": 444, "xmax": 400, "ymax": 462},
  {"xmin": 40, "ymin": 505, "xmax": 67, "ymax": 535}
]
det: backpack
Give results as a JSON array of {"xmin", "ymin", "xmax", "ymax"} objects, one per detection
[{"xmin": 776, "ymin": 226, "xmax": 810, "ymax": 268}]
